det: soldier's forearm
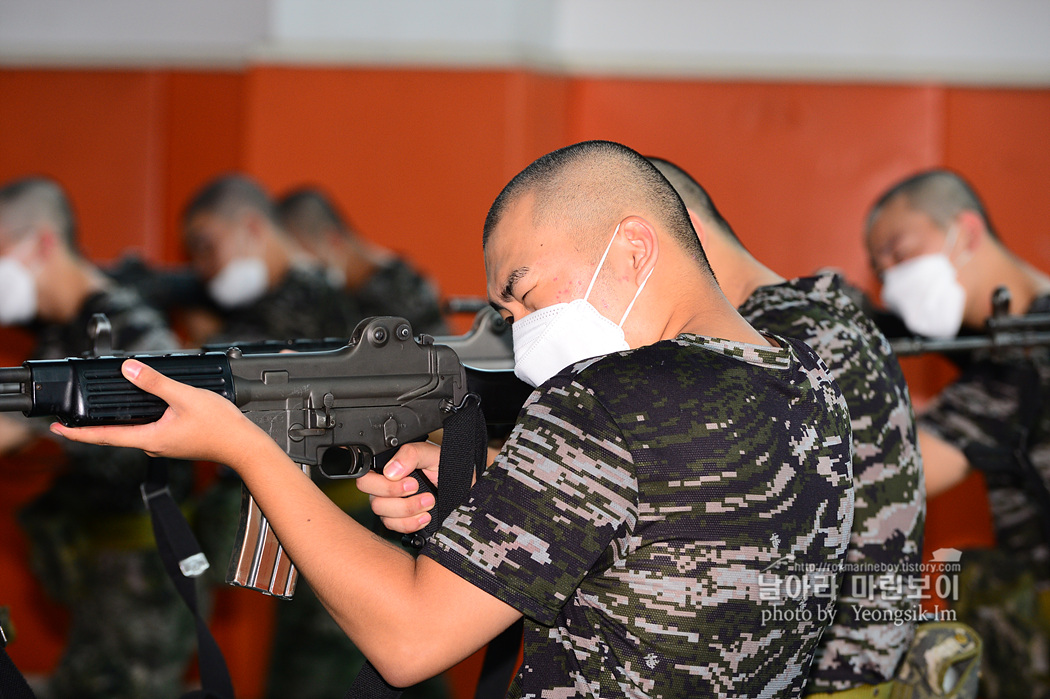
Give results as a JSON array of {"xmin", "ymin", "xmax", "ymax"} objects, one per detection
[
  {"xmin": 220, "ymin": 436, "xmax": 463, "ymax": 685},
  {"xmin": 919, "ymin": 428, "xmax": 971, "ymax": 498}
]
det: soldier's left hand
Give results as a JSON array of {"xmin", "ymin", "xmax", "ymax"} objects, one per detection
[{"xmin": 51, "ymin": 359, "xmax": 263, "ymax": 465}]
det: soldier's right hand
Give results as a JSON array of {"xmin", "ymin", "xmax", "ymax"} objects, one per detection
[{"xmin": 357, "ymin": 441, "xmax": 441, "ymax": 534}]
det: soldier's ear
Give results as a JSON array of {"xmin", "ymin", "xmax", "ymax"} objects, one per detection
[
  {"xmin": 955, "ymin": 210, "xmax": 986, "ymax": 254},
  {"xmin": 620, "ymin": 217, "xmax": 658, "ymax": 287},
  {"xmin": 323, "ymin": 225, "xmax": 344, "ymax": 251},
  {"xmin": 240, "ymin": 210, "xmax": 268, "ymax": 248},
  {"xmin": 31, "ymin": 224, "xmax": 61, "ymax": 265}
]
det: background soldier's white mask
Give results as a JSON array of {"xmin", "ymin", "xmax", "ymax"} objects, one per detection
[
  {"xmin": 208, "ymin": 257, "xmax": 269, "ymax": 309},
  {"xmin": 512, "ymin": 223, "xmax": 654, "ymax": 388},
  {"xmin": 0, "ymin": 255, "xmax": 38, "ymax": 325},
  {"xmin": 880, "ymin": 226, "xmax": 967, "ymax": 339}
]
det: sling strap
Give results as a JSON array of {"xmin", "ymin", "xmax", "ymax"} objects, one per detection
[
  {"xmin": 0, "ymin": 615, "xmax": 36, "ymax": 699},
  {"xmin": 142, "ymin": 458, "xmax": 235, "ymax": 699},
  {"xmin": 0, "ymin": 648, "xmax": 36, "ymax": 699}
]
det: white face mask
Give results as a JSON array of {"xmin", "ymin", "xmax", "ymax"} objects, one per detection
[
  {"xmin": 208, "ymin": 257, "xmax": 269, "ymax": 309},
  {"xmin": 0, "ymin": 255, "xmax": 38, "ymax": 325},
  {"xmin": 325, "ymin": 264, "xmax": 347, "ymax": 289},
  {"xmin": 880, "ymin": 227, "xmax": 966, "ymax": 339},
  {"xmin": 511, "ymin": 223, "xmax": 654, "ymax": 387}
]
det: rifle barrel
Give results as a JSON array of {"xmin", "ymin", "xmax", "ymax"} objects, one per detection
[
  {"xmin": 0, "ymin": 368, "xmax": 31, "ymax": 412},
  {"xmin": 0, "ymin": 367, "xmax": 30, "ymax": 385},
  {"xmin": 891, "ymin": 331, "xmax": 1050, "ymax": 356},
  {"xmin": 0, "ymin": 394, "xmax": 32, "ymax": 412}
]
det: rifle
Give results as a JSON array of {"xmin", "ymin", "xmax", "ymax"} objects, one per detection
[
  {"xmin": 0, "ymin": 310, "xmax": 528, "ymax": 599},
  {"xmin": 200, "ymin": 304, "xmax": 526, "ymax": 428},
  {"xmin": 890, "ymin": 286, "xmax": 1050, "ymax": 357}
]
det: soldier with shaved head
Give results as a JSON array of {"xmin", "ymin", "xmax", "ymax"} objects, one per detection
[
  {"xmin": 55, "ymin": 141, "xmax": 855, "ymax": 697},
  {"xmin": 649, "ymin": 156, "xmax": 926, "ymax": 696},
  {"xmin": 0, "ymin": 176, "xmax": 194, "ymax": 699},
  {"xmin": 276, "ymin": 187, "xmax": 448, "ymax": 336},
  {"xmin": 867, "ymin": 169, "xmax": 1050, "ymax": 698}
]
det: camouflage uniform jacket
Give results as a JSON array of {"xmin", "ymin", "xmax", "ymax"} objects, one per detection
[
  {"xmin": 355, "ymin": 258, "xmax": 449, "ymax": 336},
  {"xmin": 739, "ymin": 274, "xmax": 926, "ymax": 691},
  {"xmin": 424, "ymin": 333, "xmax": 855, "ymax": 698},
  {"xmin": 30, "ymin": 284, "xmax": 186, "ymax": 512},
  {"xmin": 21, "ymin": 284, "xmax": 199, "ymax": 699},
  {"xmin": 209, "ymin": 265, "xmax": 362, "ymax": 344},
  {"xmin": 917, "ymin": 293, "xmax": 1050, "ymax": 698},
  {"xmin": 919, "ymin": 293, "xmax": 1050, "ymax": 562}
]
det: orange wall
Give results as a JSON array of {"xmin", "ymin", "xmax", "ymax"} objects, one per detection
[
  {"xmin": 1, "ymin": 65, "xmax": 1048, "ymax": 696},
  {"xmin": 4, "ymin": 69, "xmax": 1047, "ymax": 318}
]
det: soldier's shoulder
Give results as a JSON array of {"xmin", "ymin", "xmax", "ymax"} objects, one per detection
[
  {"xmin": 278, "ymin": 265, "xmax": 340, "ymax": 299},
  {"xmin": 745, "ymin": 275, "xmax": 872, "ymax": 332}
]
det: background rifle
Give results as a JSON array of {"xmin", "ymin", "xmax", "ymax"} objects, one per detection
[{"xmin": 889, "ymin": 286, "xmax": 1050, "ymax": 357}]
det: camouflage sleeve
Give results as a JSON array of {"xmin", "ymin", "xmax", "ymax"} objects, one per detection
[
  {"xmin": 919, "ymin": 357, "xmax": 1034, "ymax": 454},
  {"xmin": 423, "ymin": 375, "xmax": 637, "ymax": 625}
]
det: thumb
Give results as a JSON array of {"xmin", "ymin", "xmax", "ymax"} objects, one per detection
[{"xmin": 121, "ymin": 359, "xmax": 184, "ymax": 405}]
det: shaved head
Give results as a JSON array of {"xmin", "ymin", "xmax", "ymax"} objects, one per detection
[
  {"xmin": 484, "ymin": 141, "xmax": 711, "ymax": 272},
  {"xmin": 0, "ymin": 176, "xmax": 78, "ymax": 251},
  {"xmin": 646, "ymin": 157, "xmax": 743, "ymax": 250},
  {"xmin": 182, "ymin": 174, "xmax": 279, "ymax": 232},
  {"xmin": 277, "ymin": 187, "xmax": 357, "ymax": 241},
  {"xmin": 867, "ymin": 169, "xmax": 996, "ymax": 239}
]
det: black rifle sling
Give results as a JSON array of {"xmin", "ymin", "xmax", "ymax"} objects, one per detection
[
  {"xmin": 142, "ymin": 458, "xmax": 235, "ymax": 699},
  {"xmin": 0, "ymin": 649, "xmax": 36, "ymax": 699},
  {"xmin": 347, "ymin": 395, "xmax": 497, "ymax": 699},
  {"xmin": 430, "ymin": 398, "xmax": 522, "ymax": 699}
]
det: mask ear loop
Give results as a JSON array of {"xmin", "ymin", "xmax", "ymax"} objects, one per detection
[
  {"xmin": 583, "ymin": 222, "xmax": 622, "ymax": 301},
  {"xmin": 617, "ymin": 264, "xmax": 655, "ymax": 328}
]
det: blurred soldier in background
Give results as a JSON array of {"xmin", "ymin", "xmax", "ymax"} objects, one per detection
[
  {"xmin": 866, "ymin": 169, "xmax": 1050, "ymax": 698},
  {"xmin": 181, "ymin": 174, "xmax": 360, "ymax": 344},
  {"xmin": 277, "ymin": 187, "xmax": 449, "ymax": 335},
  {"xmin": 181, "ymin": 174, "xmax": 448, "ymax": 699},
  {"xmin": 0, "ymin": 176, "xmax": 194, "ymax": 698},
  {"xmin": 651, "ymin": 158, "xmax": 927, "ymax": 695}
]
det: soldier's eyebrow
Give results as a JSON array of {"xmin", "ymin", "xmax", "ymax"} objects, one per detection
[{"xmin": 499, "ymin": 266, "xmax": 530, "ymax": 302}]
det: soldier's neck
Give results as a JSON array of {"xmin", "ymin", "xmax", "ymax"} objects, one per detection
[
  {"xmin": 969, "ymin": 244, "xmax": 1050, "ymax": 324},
  {"xmin": 708, "ymin": 239, "xmax": 785, "ymax": 309},
  {"xmin": 342, "ymin": 237, "xmax": 391, "ymax": 291},
  {"xmin": 41, "ymin": 257, "xmax": 110, "ymax": 325}
]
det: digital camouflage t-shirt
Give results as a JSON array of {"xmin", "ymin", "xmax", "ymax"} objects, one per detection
[
  {"xmin": 739, "ymin": 274, "xmax": 925, "ymax": 691},
  {"xmin": 425, "ymin": 333, "xmax": 855, "ymax": 698}
]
